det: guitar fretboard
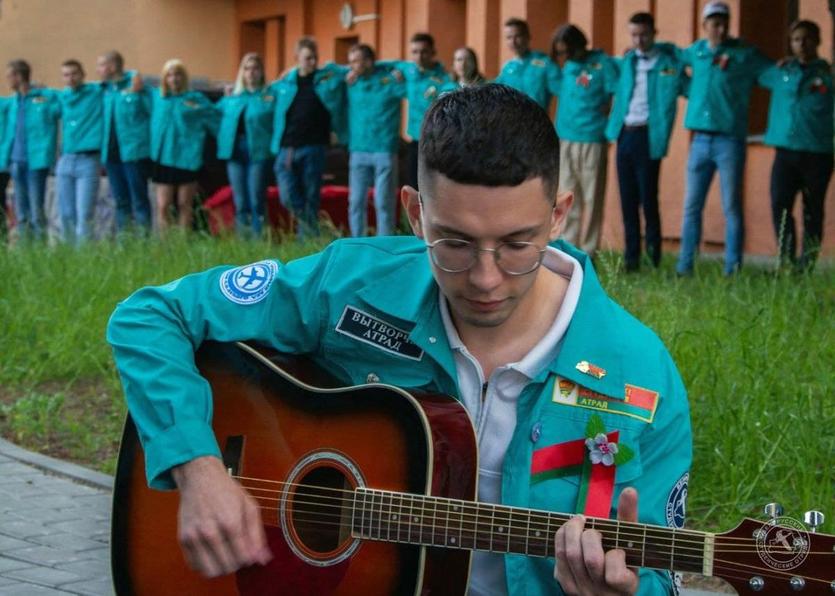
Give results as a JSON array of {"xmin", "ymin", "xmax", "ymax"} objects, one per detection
[{"xmin": 351, "ymin": 488, "xmax": 707, "ymax": 574}]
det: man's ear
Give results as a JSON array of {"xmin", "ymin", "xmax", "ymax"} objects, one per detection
[
  {"xmin": 549, "ymin": 191, "xmax": 574, "ymax": 241},
  {"xmin": 401, "ymin": 185, "xmax": 423, "ymax": 238}
]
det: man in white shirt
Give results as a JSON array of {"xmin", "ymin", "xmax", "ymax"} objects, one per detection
[{"xmin": 606, "ymin": 12, "xmax": 687, "ymax": 271}]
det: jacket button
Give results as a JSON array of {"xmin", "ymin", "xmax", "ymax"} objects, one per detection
[
  {"xmin": 428, "ymin": 336, "xmax": 437, "ymax": 344},
  {"xmin": 530, "ymin": 422, "xmax": 542, "ymax": 443},
  {"xmin": 366, "ymin": 373, "xmax": 380, "ymax": 383}
]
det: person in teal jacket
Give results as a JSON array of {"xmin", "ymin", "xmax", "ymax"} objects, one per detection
[
  {"xmin": 606, "ymin": 13, "xmax": 688, "ymax": 271},
  {"xmin": 495, "ymin": 17, "xmax": 561, "ymax": 110},
  {"xmin": 107, "ymin": 85, "xmax": 691, "ymax": 595},
  {"xmin": 144, "ymin": 59, "xmax": 219, "ymax": 232},
  {"xmin": 97, "ymin": 51, "xmax": 153, "ymax": 233},
  {"xmin": 2, "ymin": 59, "xmax": 60, "ymax": 240},
  {"xmin": 380, "ymin": 33, "xmax": 451, "ymax": 190},
  {"xmin": 551, "ymin": 24, "xmax": 619, "ymax": 258},
  {"xmin": 217, "ymin": 53, "xmax": 274, "ymax": 236},
  {"xmin": 0, "ymin": 96, "xmax": 9, "ymax": 238},
  {"xmin": 758, "ymin": 19, "xmax": 833, "ymax": 272},
  {"xmin": 343, "ymin": 43, "xmax": 405, "ymax": 237},
  {"xmin": 675, "ymin": 1, "xmax": 772, "ymax": 276},
  {"xmin": 55, "ymin": 59, "xmax": 103, "ymax": 244},
  {"xmin": 270, "ymin": 37, "xmax": 347, "ymax": 238}
]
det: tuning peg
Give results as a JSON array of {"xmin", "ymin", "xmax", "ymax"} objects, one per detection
[
  {"xmin": 764, "ymin": 502, "xmax": 783, "ymax": 523},
  {"xmin": 803, "ymin": 510, "xmax": 824, "ymax": 533}
]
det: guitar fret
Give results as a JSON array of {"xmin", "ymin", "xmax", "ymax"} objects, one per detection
[
  {"xmin": 406, "ymin": 494, "xmax": 415, "ymax": 544},
  {"xmin": 524, "ymin": 508, "xmax": 531, "ymax": 555},
  {"xmin": 373, "ymin": 490, "xmax": 384, "ymax": 541},
  {"xmin": 493, "ymin": 506, "xmax": 511, "ymax": 552},
  {"xmin": 460, "ymin": 501, "xmax": 476, "ymax": 549},
  {"xmin": 507, "ymin": 508, "xmax": 527, "ymax": 554}
]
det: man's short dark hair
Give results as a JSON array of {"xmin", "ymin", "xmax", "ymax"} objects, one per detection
[
  {"xmin": 419, "ymin": 84, "xmax": 560, "ymax": 199},
  {"xmin": 296, "ymin": 36, "xmax": 318, "ymax": 55},
  {"xmin": 790, "ymin": 19, "xmax": 821, "ymax": 43},
  {"xmin": 102, "ymin": 50, "xmax": 124, "ymax": 71},
  {"xmin": 62, "ymin": 59, "xmax": 84, "ymax": 74},
  {"xmin": 504, "ymin": 17, "xmax": 530, "ymax": 38},
  {"xmin": 629, "ymin": 12, "xmax": 655, "ymax": 29},
  {"xmin": 410, "ymin": 32, "xmax": 435, "ymax": 47},
  {"xmin": 349, "ymin": 43, "xmax": 375, "ymax": 62},
  {"xmin": 7, "ymin": 59, "xmax": 31, "ymax": 82}
]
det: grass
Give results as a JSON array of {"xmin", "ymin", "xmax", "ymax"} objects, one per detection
[{"xmin": 0, "ymin": 234, "xmax": 832, "ymax": 536}]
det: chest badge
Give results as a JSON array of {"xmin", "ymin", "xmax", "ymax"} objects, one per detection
[
  {"xmin": 335, "ymin": 306, "xmax": 424, "ymax": 361},
  {"xmin": 576, "ymin": 360, "xmax": 605, "ymax": 379},
  {"xmin": 575, "ymin": 71, "xmax": 592, "ymax": 87}
]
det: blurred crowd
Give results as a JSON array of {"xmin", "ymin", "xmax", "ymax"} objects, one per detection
[{"xmin": 0, "ymin": 0, "xmax": 831, "ymax": 272}]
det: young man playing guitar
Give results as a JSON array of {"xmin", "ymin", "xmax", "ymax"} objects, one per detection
[{"xmin": 108, "ymin": 85, "xmax": 692, "ymax": 595}]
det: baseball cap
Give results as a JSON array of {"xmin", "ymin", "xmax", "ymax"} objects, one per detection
[{"xmin": 702, "ymin": 1, "xmax": 730, "ymax": 19}]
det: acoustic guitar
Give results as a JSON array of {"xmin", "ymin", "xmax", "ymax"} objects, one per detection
[{"xmin": 111, "ymin": 341, "xmax": 834, "ymax": 595}]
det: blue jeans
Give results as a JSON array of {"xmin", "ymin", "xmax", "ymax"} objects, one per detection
[
  {"xmin": 56, "ymin": 153, "xmax": 100, "ymax": 244},
  {"xmin": 275, "ymin": 145, "xmax": 326, "ymax": 238},
  {"xmin": 10, "ymin": 161, "xmax": 48, "ymax": 240},
  {"xmin": 677, "ymin": 133, "xmax": 746, "ymax": 275},
  {"xmin": 228, "ymin": 159, "xmax": 269, "ymax": 236},
  {"xmin": 348, "ymin": 151, "xmax": 397, "ymax": 237},
  {"xmin": 107, "ymin": 160, "xmax": 150, "ymax": 232}
]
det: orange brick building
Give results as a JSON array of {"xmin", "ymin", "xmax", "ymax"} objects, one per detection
[{"xmin": 1, "ymin": 0, "xmax": 832, "ymax": 256}]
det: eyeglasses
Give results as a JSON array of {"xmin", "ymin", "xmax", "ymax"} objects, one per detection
[
  {"xmin": 425, "ymin": 238, "xmax": 547, "ymax": 275},
  {"xmin": 418, "ymin": 193, "xmax": 548, "ymax": 275}
]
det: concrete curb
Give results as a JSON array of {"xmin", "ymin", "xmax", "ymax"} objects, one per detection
[{"xmin": 0, "ymin": 437, "xmax": 114, "ymax": 491}]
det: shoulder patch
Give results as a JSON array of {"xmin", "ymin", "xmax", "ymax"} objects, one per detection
[
  {"xmin": 335, "ymin": 306, "xmax": 423, "ymax": 361},
  {"xmin": 219, "ymin": 260, "xmax": 278, "ymax": 305},
  {"xmin": 666, "ymin": 472, "xmax": 689, "ymax": 529}
]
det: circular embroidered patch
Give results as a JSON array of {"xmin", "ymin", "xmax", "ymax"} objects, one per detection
[
  {"xmin": 665, "ymin": 472, "xmax": 688, "ymax": 529},
  {"xmin": 219, "ymin": 260, "xmax": 278, "ymax": 305}
]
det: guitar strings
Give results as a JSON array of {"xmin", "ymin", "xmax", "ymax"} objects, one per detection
[
  {"xmin": 235, "ymin": 475, "xmax": 713, "ymax": 547},
  {"xmin": 244, "ymin": 491, "xmax": 829, "ymax": 559},
  {"xmin": 235, "ymin": 475, "xmax": 807, "ymax": 552},
  {"xmin": 246, "ymin": 502, "xmax": 832, "ymax": 586}
]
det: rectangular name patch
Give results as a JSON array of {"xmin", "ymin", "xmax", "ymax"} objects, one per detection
[
  {"xmin": 552, "ymin": 378, "xmax": 658, "ymax": 423},
  {"xmin": 335, "ymin": 306, "xmax": 424, "ymax": 361}
]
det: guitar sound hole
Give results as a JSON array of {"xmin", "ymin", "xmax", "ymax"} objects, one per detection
[{"xmin": 292, "ymin": 466, "xmax": 352, "ymax": 554}]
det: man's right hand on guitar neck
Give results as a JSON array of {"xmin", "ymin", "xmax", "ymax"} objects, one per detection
[{"xmin": 171, "ymin": 456, "xmax": 273, "ymax": 577}]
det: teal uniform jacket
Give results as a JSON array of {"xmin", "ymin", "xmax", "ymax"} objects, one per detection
[
  {"xmin": 343, "ymin": 65, "xmax": 406, "ymax": 153},
  {"xmin": 59, "ymin": 82, "xmax": 103, "ymax": 154},
  {"xmin": 217, "ymin": 88, "xmax": 276, "ymax": 162},
  {"xmin": 269, "ymin": 63, "xmax": 348, "ymax": 154},
  {"xmin": 606, "ymin": 43, "xmax": 688, "ymax": 159},
  {"xmin": 0, "ymin": 88, "xmax": 60, "ymax": 170},
  {"xmin": 758, "ymin": 58, "xmax": 834, "ymax": 154},
  {"xmin": 107, "ymin": 236, "xmax": 691, "ymax": 595},
  {"xmin": 0, "ymin": 97, "xmax": 10, "ymax": 172},
  {"xmin": 680, "ymin": 38, "xmax": 772, "ymax": 138},
  {"xmin": 379, "ymin": 60, "xmax": 451, "ymax": 140},
  {"xmin": 495, "ymin": 51, "xmax": 561, "ymax": 110},
  {"xmin": 149, "ymin": 90, "xmax": 219, "ymax": 172},
  {"xmin": 556, "ymin": 49, "xmax": 619, "ymax": 143},
  {"xmin": 101, "ymin": 71, "xmax": 152, "ymax": 162}
]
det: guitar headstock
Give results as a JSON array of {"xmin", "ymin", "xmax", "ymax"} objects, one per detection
[{"xmin": 712, "ymin": 509, "xmax": 834, "ymax": 595}]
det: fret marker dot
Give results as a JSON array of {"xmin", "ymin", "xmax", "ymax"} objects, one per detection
[
  {"xmin": 413, "ymin": 516, "xmax": 419, "ymax": 522},
  {"xmin": 450, "ymin": 537, "xmax": 457, "ymax": 544},
  {"xmin": 498, "ymin": 527, "xmax": 504, "ymax": 533},
  {"xmin": 453, "ymin": 506, "xmax": 459, "ymax": 511},
  {"xmin": 628, "ymin": 541, "xmax": 634, "ymax": 548},
  {"xmin": 392, "ymin": 515, "xmax": 398, "ymax": 520},
  {"xmin": 536, "ymin": 531, "xmax": 542, "ymax": 537}
]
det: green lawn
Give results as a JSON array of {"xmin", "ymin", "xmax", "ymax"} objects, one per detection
[{"xmin": 0, "ymin": 234, "xmax": 832, "ymax": 535}]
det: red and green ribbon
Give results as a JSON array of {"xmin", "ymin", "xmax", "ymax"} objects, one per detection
[{"xmin": 530, "ymin": 414, "xmax": 634, "ymax": 517}]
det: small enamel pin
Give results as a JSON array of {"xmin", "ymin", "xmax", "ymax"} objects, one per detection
[{"xmin": 576, "ymin": 360, "xmax": 606, "ymax": 379}]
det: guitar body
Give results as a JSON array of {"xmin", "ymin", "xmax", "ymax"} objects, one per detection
[{"xmin": 111, "ymin": 341, "xmax": 477, "ymax": 595}]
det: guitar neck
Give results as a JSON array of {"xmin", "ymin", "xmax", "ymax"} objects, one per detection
[{"xmin": 352, "ymin": 488, "xmax": 712, "ymax": 576}]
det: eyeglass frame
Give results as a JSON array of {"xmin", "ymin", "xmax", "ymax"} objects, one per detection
[{"xmin": 417, "ymin": 193, "xmax": 550, "ymax": 276}]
